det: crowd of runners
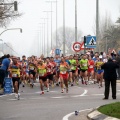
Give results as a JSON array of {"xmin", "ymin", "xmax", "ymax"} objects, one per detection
[{"xmin": 0, "ymin": 51, "xmax": 120, "ymax": 100}]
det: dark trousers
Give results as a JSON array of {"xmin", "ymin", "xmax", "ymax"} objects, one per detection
[
  {"xmin": 104, "ymin": 79, "xmax": 116, "ymax": 99},
  {"xmin": 0, "ymin": 69, "xmax": 6, "ymax": 88}
]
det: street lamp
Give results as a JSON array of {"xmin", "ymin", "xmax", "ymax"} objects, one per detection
[
  {"xmin": 0, "ymin": 39, "xmax": 3, "ymax": 53},
  {"xmin": 0, "ymin": 28, "xmax": 22, "ymax": 36},
  {"xmin": 46, "ymin": 1, "xmax": 57, "ymax": 50},
  {"xmin": 43, "ymin": 11, "xmax": 52, "ymax": 56},
  {"xmin": 63, "ymin": 0, "xmax": 65, "ymax": 55}
]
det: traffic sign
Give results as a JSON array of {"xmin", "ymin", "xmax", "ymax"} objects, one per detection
[
  {"xmin": 55, "ymin": 49, "xmax": 61, "ymax": 55},
  {"xmin": 86, "ymin": 36, "xmax": 96, "ymax": 48},
  {"xmin": 73, "ymin": 42, "xmax": 81, "ymax": 52}
]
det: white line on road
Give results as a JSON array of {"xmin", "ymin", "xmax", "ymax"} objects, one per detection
[
  {"xmin": 71, "ymin": 89, "xmax": 88, "ymax": 97},
  {"xmin": 92, "ymin": 94, "xmax": 104, "ymax": 96},
  {"xmin": 62, "ymin": 108, "xmax": 92, "ymax": 120},
  {"xmin": 51, "ymin": 96, "xmax": 66, "ymax": 99},
  {"xmin": 8, "ymin": 98, "xmax": 26, "ymax": 101}
]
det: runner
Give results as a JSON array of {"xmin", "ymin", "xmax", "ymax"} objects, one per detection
[
  {"xmin": 95, "ymin": 56, "xmax": 104, "ymax": 88},
  {"xmin": 37, "ymin": 60, "xmax": 49, "ymax": 95},
  {"xmin": 28, "ymin": 58, "xmax": 37, "ymax": 88},
  {"xmin": 69, "ymin": 55, "xmax": 77, "ymax": 86},
  {"xmin": 21, "ymin": 55, "xmax": 29, "ymax": 87},
  {"xmin": 9, "ymin": 58, "xmax": 21, "ymax": 100},
  {"xmin": 88, "ymin": 56, "xmax": 95, "ymax": 84},
  {"xmin": 59, "ymin": 57, "xmax": 69, "ymax": 93},
  {"xmin": 46, "ymin": 57, "xmax": 54, "ymax": 87},
  {"xmin": 54, "ymin": 55, "xmax": 61, "ymax": 86},
  {"xmin": 79, "ymin": 54, "xmax": 89, "ymax": 85}
]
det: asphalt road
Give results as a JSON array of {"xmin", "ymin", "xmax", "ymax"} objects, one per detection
[{"xmin": 0, "ymin": 81, "xmax": 120, "ymax": 120}]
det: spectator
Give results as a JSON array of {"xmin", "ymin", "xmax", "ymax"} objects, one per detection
[
  {"xmin": 101, "ymin": 58, "xmax": 119, "ymax": 100},
  {"xmin": 0, "ymin": 54, "xmax": 11, "ymax": 91}
]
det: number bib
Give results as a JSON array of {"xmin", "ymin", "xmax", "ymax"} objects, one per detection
[
  {"xmin": 12, "ymin": 74, "xmax": 17, "ymax": 77},
  {"xmin": 60, "ymin": 71, "xmax": 66, "ymax": 74},
  {"xmin": 89, "ymin": 65, "xmax": 93, "ymax": 68},
  {"xmin": 30, "ymin": 67, "xmax": 34, "ymax": 70},
  {"xmin": 39, "ymin": 73, "xmax": 44, "ymax": 76}
]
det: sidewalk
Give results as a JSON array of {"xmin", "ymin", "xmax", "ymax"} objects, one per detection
[{"xmin": 69, "ymin": 109, "xmax": 91, "ymax": 120}]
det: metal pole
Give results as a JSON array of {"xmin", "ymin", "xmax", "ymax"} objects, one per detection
[
  {"xmin": 96, "ymin": 0, "xmax": 99, "ymax": 52},
  {"xmin": 106, "ymin": 37, "xmax": 107, "ymax": 54},
  {"xmin": 63, "ymin": 0, "xmax": 65, "ymax": 55},
  {"xmin": 56, "ymin": 0, "xmax": 58, "ymax": 48},
  {"xmin": 43, "ymin": 11, "xmax": 52, "ymax": 56},
  {"xmin": 51, "ymin": 2, "xmax": 53, "ymax": 50},
  {"xmin": 75, "ymin": 0, "xmax": 77, "ymax": 42}
]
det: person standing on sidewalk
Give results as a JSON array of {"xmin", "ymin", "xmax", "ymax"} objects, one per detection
[
  {"xmin": 0, "ymin": 54, "xmax": 10, "ymax": 92},
  {"xmin": 101, "ymin": 58, "xmax": 119, "ymax": 99}
]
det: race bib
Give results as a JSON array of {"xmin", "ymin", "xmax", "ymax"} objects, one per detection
[
  {"xmin": 71, "ymin": 66, "xmax": 74, "ymax": 69},
  {"xmin": 47, "ymin": 69, "xmax": 51, "ymax": 72},
  {"xmin": 30, "ymin": 67, "xmax": 34, "ymax": 70},
  {"xmin": 60, "ymin": 71, "xmax": 66, "ymax": 74},
  {"xmin": 39, "ymin": 73, "xmax": 44, "ymax": 76},
  {"xmin": 83, "ymin": 64, "xmax": 87, "ymax": 67},
  {"xmin": 12, "ymin": 74, "xmax": 17, "ymax": 77},
  {"xmin": 89, "ymin": 65, "xmax": 93, "ymax": 68}
]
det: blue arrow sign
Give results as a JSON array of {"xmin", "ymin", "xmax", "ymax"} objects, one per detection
[{"xmin": 86, "ymin": 36, "xmax": 96, "ymax": 48}]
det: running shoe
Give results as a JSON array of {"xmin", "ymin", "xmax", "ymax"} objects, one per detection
[
  {"xmin": 85, "ymin": 81, "xmax": 87, "ymax": 85},
  {"xmin": 66, "ymin": 88, "xmax": 68, "ymax": 93},
  {"xmin": 61, "ymin": 89, "xmax": 64, "ymax": 93},
  {"xmin": 40, "ymin": 91, "xmax": 44, "ymax": 95},
  {"xmin": 52, "ymin": 83, "xmax": 54, "ymax": 88},
  {"xmin": 47, "ymin": 88, "xmax": 49, "ymax": 92},
  {"xmin": 18, "ymin": 93, "xmax": 20, "ymax": 100},
  {"xmin": 81, "ymin": 80, "xmax": 84, "ymax": 84}
]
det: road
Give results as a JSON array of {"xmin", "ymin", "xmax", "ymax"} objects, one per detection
[{"xmin": 0, "ymin": 81, "xmax": 120, "ymax": 120}]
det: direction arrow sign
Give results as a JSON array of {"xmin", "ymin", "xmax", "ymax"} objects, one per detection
[{"xmin": 73, "ymin": 42, "xmax": 81, "ymax": 52}]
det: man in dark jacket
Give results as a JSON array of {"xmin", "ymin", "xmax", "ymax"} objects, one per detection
[{"xmin": 101, "ymin": 58, "xmax": 119, "ymax": 99}]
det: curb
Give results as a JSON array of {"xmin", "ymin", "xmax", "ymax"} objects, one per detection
[{"xmin": 87, "ymin": 109, "xmax": 120, "ymax": 120}]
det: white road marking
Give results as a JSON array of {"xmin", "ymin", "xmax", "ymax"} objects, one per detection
[
  {"xmin": 71, "ymin": 90, "xmax": 88, "ymax": 97},
  {"xmin": 51, "ymin": 96, "xmax": 66, "ymax": 99},
  {"xmin": 35, "ymin": 91, "xmax": 58, "ymax": 94},
  {"xmin": 30, "ymin": 97, "xmax": 45, "ymax": 100},
  {"xmin": 92, "ymin": 94, "xmax": 104, "ymax": 96},
  {"xmin": 8, "ymin": 98, "xmax": 25, "ymax": 101},
  {"xmin": 0, "ymin": 93, "xmax": 14, "ymax": 98},
  {"xmin": 62, "ymin": 108, "xmax": 92, "ymax": 120}
]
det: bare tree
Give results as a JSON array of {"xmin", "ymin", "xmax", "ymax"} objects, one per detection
[
  {"xmin": 0, "ymin": 0, "xmax": 22, "ymax": 27},
  {"xmin": 53, "ymin": 27, "xmax": 83, "ymax": 49}
]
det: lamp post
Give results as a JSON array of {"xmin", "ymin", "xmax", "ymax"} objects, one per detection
[
  {"xmin": 0, "ymin": 28, "xmax": 22, "ymax": 36},
  {"xmin": 41, "ymin": 18, "xmax": 48, "ymax": 56},
  {"xmin": 46, "ymin": 1, "xmax": 57, "ymax": 50},
  {"xmin": 96, "ymin": 0, "xmax": 99, "ymax": 52},
  {"xmin": 0, "ymin": 39, "xmax": 3, "ymax": 53},
  {"xmin": 63, "ymin": 0, "xmax": 65, "ymax": 55},
  {"xmin": 75, "ymin": 0, "xmax": 77, "ymax": 42}
]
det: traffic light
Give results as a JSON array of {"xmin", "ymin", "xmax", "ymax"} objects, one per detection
[
  {"xmin": 84, "ymin": 36, "xmax": 87, "ymax": 47},
  {"xmin": 14, "ymin": 1, "xmax": 18, "ymax": 11}
]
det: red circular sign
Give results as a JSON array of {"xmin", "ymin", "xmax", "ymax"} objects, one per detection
[{"xmin": 73, "ymin": 42, "xmax": 81, "ymax": 52}]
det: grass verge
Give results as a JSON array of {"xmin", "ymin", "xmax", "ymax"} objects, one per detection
[{"xmin": 98, "ymin": 102, "xmax": 120, "ymax": 119}]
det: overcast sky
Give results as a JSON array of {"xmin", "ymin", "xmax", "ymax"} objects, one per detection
[{"xmin": 0, "ymin": 0, "xmax": 120, "ymax": 57}]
